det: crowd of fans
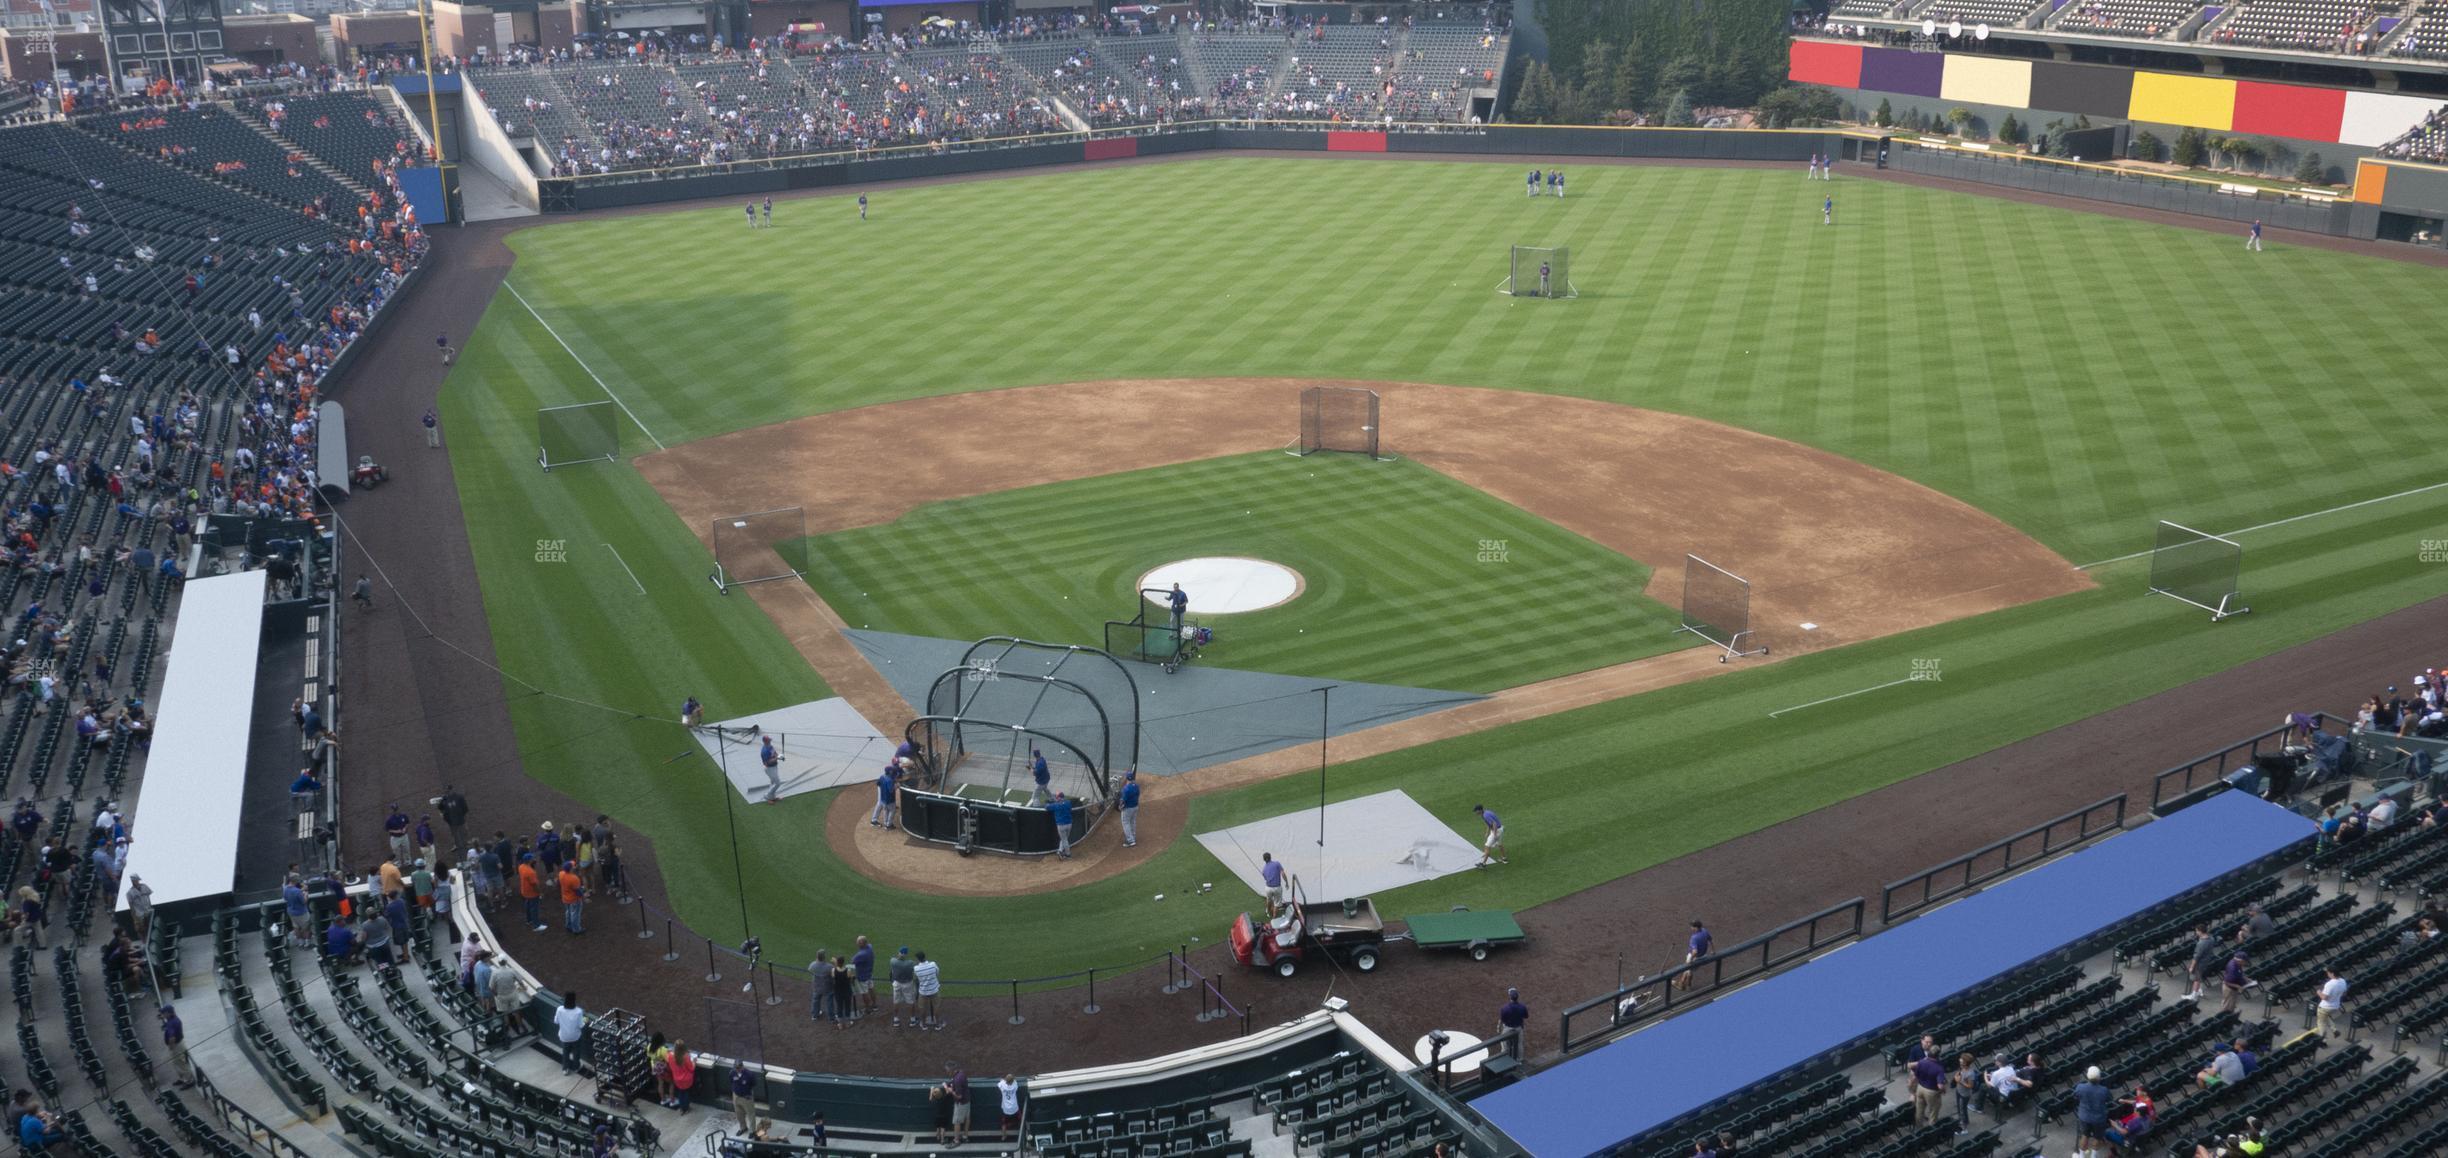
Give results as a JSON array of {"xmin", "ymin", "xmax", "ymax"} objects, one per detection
[{"xmin": 462, "ymin": 13, "xmax": 1507, "ymax": 174}]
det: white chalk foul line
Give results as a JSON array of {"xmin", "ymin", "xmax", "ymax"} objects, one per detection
[
  {"xmin": 504, "ymin": 281, "xmax": 667, "ymax": 452},
  {"xmin": 602, "ymin": 543, "xmax": 647, "ymax": 595},
  {"xmin": 2074, "ymin": 479, "xmax": 2448, "ymax": 571},
  {"xmin": 1768, "ymin": 675, "xmax": 1920, "ymax": 719}
]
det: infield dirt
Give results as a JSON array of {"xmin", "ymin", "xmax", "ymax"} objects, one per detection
[{"xmin": 632, "ymin": 377, "xmax": 2093, "ymax": 896}]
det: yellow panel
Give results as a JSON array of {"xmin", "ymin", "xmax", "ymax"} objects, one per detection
[
  {"xmin": 2128, "ymin": 72, "xmax": 2236, "ymax": 132},
  {"xmin": 1939, "ymin": 56, "xmax": 2032, "ymax": 109}
]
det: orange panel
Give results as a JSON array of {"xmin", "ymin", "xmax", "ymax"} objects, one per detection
[
  {"xmin": 1788, "ymin": 40, "xmax": 1863, "ymax": 89},
  {"xmin": 2356, "ymin": 160, "xmax": 2389, "ymax": 205}
]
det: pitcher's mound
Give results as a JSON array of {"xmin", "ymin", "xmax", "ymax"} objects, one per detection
[{"xmin": 1138, "ymin": 557, "xmax": 1304, "ymax": 613}]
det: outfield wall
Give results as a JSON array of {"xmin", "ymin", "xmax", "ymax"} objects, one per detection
[
  {"xmin": 1790, "ymin": 39, "xmax": 2447, "ymax": 152},
  {"xmin": 522, "ymin": 120, "xmax": 2448, "ymax": 242}
]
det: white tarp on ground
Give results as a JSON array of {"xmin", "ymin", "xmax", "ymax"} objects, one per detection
[
  {"xmin": 689, "ymin": 698, "xmax": 892, "ymax": 802},
  {"xmin": 1194, "ymin": 789, "xmax": 1482, "ymax": 906},
  {"xmin": 119, "ymin": 569, "xmax": 267, "ymax": 910}
]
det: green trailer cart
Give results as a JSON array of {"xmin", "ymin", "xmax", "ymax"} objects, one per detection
[{"xmin": 1394, "ymin": 907, "xmax": 1526, "ymax": 962}]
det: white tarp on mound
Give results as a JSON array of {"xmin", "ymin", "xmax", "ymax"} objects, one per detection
[
  {"xmin": 690, "ymin": 698, "xmax": 893, "ymax": 802},
  {"xmin": 1195, "ymin": 789, "xmax": 1482, "ymax": 905}
]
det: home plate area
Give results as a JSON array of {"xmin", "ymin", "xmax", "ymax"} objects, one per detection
[{"xmin": 1194, "ymin": 790, "xmax": 1483, "ymax": 903}]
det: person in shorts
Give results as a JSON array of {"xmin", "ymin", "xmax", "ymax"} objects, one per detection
[
  {"xmin": 946, "ymin": 1069, "xmax": 972, "ymax": 1144},
  {"xmin": 1260, "ymin": 852, "xmax": 1285, "ymax": 915},
  {"xmin": 1474, "ymin": 805, "xmax": 1507, "ymax": 866},
  {"xmin": 914, "ymin": 950, "xmax": 943, "ymax": 1030},
  {"xmin": 890, "ymin": 946, "xmax": 918, "ymax": 1026}
]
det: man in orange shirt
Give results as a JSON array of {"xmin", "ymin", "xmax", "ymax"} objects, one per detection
[
  {"xmin": 558, "ymin": 861, "xmax": 586, "ymax": 934},
  {"xmin": 518, "ymin": 855, "xmax": 545, "ymax": 932}
]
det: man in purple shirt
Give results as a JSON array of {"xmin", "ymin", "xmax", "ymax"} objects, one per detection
[
  {"xmin": 1909, "ymin": 1048, "xmax": 1947, "ymax": 1125},
  {"xmin": 1260, "ymin": 852, "xmax": 1286, "ymax": 916},
  {"xmin": 1676, "ymin": 920, "xmax": 1712, "ymax": 991},
  {"xmin": 1474, "ymin": 805, "xmax": 1506, "ymax": 867},
  {"xmin": 1496, "ymin": 987, "xmax": 1529, "ymax": 1060}
]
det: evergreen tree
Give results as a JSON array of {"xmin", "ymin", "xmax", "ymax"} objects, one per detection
[
  {"xmin": 1612, "ymin": 42, "xmax": 1647, "ymax": 115},
  {"xmin": 1998, "ymin": 113, "xmax": 2024, "ymax": 146},
  {"xmin": 1874, "ymin": 98, "xmax": 1894, "ymax": 128},
  {"xmin": 1579, "ymin": 39, "xmax": 1618, "ymax": 120},
  {"xmin": 2172, "ymin": 126, "xmax": 2207, "ymax": 168},
  {"xmin": 1663, "ymin": 88, "xmax": 1696, "ymax": 127},
  {"xmin": 1513, "ymin": 61, "xmax": 1557, "ymax": 123},
  {"xmin": 2296, "ymin": 151, "xmax": 2326, "ymax": 184}
]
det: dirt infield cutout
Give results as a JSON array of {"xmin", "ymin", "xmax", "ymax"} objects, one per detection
[{"xmin": 634, "ymin": 378, "xmax": 2092, "ymax": 896}]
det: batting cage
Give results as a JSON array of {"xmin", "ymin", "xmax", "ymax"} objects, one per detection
[
  {"xmin": 707, "ymin": 506, "xmax": 808, "ymax": 594},
  {"xmin": 538, "ymin": 400, "xmax": 619, "ymax": 470},
  {"xmin": 2148, "ymin": 521, "xmax": 2250, "ymax": 621},
  {"xmin": 1500, "ymin": 245, "xmax": 1576, "ymax": 299},
  {"xmin": 895, "ymin": 637, "xmax": 1143, "ymax": 856},
  {"xmin": 1679, "ymin": 554, "xmax": 1769, "ymax": 662},
  {"xmin": 1295, "ymin": 385, "xmax": 1384, "ymax": 459},
  {"xmin": 1104, "ymin": 587, "xmax": 1193, "ymax": 670}
]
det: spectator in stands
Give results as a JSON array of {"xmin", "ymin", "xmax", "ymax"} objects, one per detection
[
  {"xmin": 2237, "ymin": 903, "xmax": 2274, "ymax": 945},
  {"xmin": 2369, "ymin": 795, "xmax": 2398, "ymax": 829},
  {"xmin": 16, "ymin": 1105, "xmax": 61, "ymax": 1150},
  {"xmin": 2073, "ymin": 1065, "xmax": 2113, "ymax": 1156},
  {"xmin": 2221, "ymin": 951, "xmax": 2255, "ymax": 1012},
  {"xmin": 324, "ymin": 911, "xmax": 359, "ymax": 963},
  {"xmin": 1908, "ymin": 1046, "xmax": 1946, "ymax": 1125},
  {"xmin": 125, "ymin": 871, "xmax": 155, "ymax": 936},
  {"xmin": 161, "ymin": 1003, "xmax": 194, "ymax": 1088},
  {"xmin": 15, "ymin": 887, "xmax": 46, "ymax": 950},
  {"xmin": 669, "ymin": 1040, "xmax": 698, "ymax": 1109},
  {"xmin": 554, "ymin": 991, "xmax": 589, "ymax": 1074},
  {"xmin": 281, "ymin": 874, "xmax": 310, "ymax": 943},
  {"xmin": 1497, "ymin": 987, "xmax": 1529, "ymax": 1059},
  {"xmin": 1984, "ymin": 1053, "xmax": 2031, "ymax": 1119},
  {"xmin": 2193, "ymin": 1042, "xmax": 2247, "ymax": 1090},
  {"xmin": 2316, "ymin": 967, "xmax": 2348, "ymax": 1037},
  {"xmin": 999, "ymin": 1074, "xmax": 1024, "ymax": 1139},
  {"xmin": 360, "ymin": 907, "xmax": 394, "ymax": 969},
  {"xmin": 2104, "ymin": 1085, "xmax": 2154, "ymax": 1154},
  {"xmin": 494, "ymin": 960, "xmax": 530, "ymax": 1037}
]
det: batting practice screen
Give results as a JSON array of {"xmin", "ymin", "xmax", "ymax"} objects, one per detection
[
  {"xmin": 1298, "ymin": 386, "xmax": 1381, "ymax": 458},
  {"xmin": 1679, "ymin": 554, "xmax": 1768, "ymax": 661},
  {"xmin": 537, "ymin": 401, "xmax": 618, "ymax": 470},
  {"xmin": 2148, "ymin": 521, "xmax": 2250, "ymax": 620},
  {"xmin": 709, "ymin": 507, "xmax": 808, "ymax": 594},
  {"xmin": 1502, "ymin": 246, "xmax": 1576, "ymax": 299}
]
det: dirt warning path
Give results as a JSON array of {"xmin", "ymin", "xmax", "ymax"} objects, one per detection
[{"xmin": 634, "ymin": 378, "xmax": 2092, "ymax": 894}]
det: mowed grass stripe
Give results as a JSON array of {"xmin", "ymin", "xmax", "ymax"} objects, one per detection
[{"xmin": 802, "ymin": 453, "xmax": 1674, "ymax": 692}]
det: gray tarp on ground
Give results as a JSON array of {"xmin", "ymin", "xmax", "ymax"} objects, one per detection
[{"xmin": 842, "ymin": 630, "xmax": 1482, "ymax": 777}]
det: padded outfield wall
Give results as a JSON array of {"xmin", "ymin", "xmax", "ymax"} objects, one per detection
[{"xmin": 1791, "ymin": 39, "xmax": 2445, "ymax": 180}]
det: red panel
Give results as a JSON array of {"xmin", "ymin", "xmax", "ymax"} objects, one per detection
[
  {"xmin": 1083, "ymin": 137, "xmax": 1139, "ymax": 161},
  {"xmin": 1326, "ymin": 131, "xmax": 1388, "ymax": 152},
  {"xmin": 2231, "ymin": 81, "xmax": 2346, "ymax": 143},
  {"xmin": 1788, "ymin": 40, "xmax": 1863, "ymax": 89}
]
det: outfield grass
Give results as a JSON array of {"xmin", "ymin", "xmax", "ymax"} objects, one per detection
[
  {"xmin": 803, "ymin": 453, "xmax": 1686, "ymax": 693},
  {"xmin": 441, "ymin": 157, "xmax": 2448, "ymax": 979}
]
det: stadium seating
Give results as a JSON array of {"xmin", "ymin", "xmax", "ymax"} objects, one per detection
[
  {"xmin": 2391, "ymin": 4, "xmax": 2448, "ymax": 57},
  {"xmin": 257, "ymin": 92, "xmax": 420, "ymax": 188},
  {"xmin": 1923, "ymin": 0, "xmax": 2050, "ymax": 29},
  {"xmin": 2208, "ymin": 0, "xmax": 2381, "ymax": 50},
  {"xmin": 2053, "ymin": 0, "xmax": 2206, "ymax": 37}
]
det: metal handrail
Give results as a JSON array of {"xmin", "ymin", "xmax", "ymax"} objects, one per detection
[
  {"xmin": 1880, "ymin": 794, "xmax": 2126, "ymax": 923},
  {"xmin": 2151, "ymin": 714, "xmax": 2326, "ymax": 812},
  {"xmin": 1556, "ymin": 898, "xmax": 1866, "ymax": 1054}
]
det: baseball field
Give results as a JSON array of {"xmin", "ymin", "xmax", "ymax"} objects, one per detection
[{"xmin": 439, "ymin": 155, "xmax": 2448, "ymax": 980}]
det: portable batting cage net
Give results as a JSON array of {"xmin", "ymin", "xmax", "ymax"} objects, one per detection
[
  {"xmin": 1499, "ymin": 246, "xmax": 1576, "ymax": 299},
  {"xmin": 1679, "ymin": 554, "xmax": 1769, "ymax": 662},
  {"xmin": 537, "ymin": 401, "xmax": 619, "ymax": 470},
  {"xmin": 1295, "ymin": 386, "xmax": 1384, "ymax": 459},
  {"xmin": 894, "ymin": 637, "xmax": 1143, "ymax": 856},
  {"xmin": 1103, "ymin": 587, "xmax": 1189, "ymax": 666},
  {"xmin": 2148, "ymin": 521, "xmax": 2251, "ymax": 621},
  {"xmin": 707, "ymin": 506, "xmax": 808, "ymax": 594}
]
